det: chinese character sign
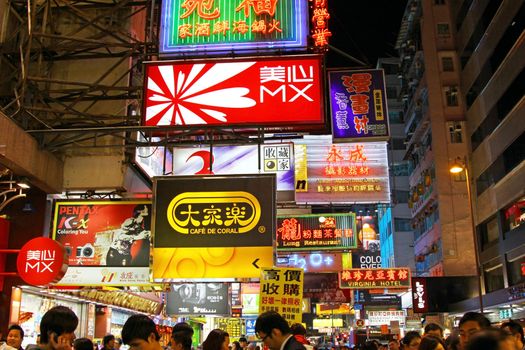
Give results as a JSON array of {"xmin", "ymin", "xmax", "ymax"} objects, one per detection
[
  {"xmin": 310, "ymin": 0, "xmax": 331, "ymax": 50},
  {"xmin": 329, "ymin": 69, "xmax": 389, "ymax": 140},
  {"xmin": 259, "ymin": 267, "xmax": 304, "ymax": 324},
  {"xmin": 143, "ymin": 56, "xmax": 324, "ymax": 129},
  {"xmin": 294, "ymin": 141, "xmax": 390, "ymax": 204},
  {"xmin": 276, "ymin": 213, "xmax": 357, "ymax": 251},
  {"xmin": 160, "ymin": 0, "xmax": 308, "ymax": 55},
  {"xmin": 16, "ymin": 237, "xmax": 69, "ymax": 285},
  {"xmin": 339, "ymin": 268, "xmax": 411, "ymax": 289}
]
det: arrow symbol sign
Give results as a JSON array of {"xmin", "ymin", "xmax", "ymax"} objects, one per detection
[{"xmin": 252, "ymin": 258, "xmax": 260, "ymax": 269}]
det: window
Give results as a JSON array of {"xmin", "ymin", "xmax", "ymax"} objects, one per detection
[
  {"xmin": 392, "ymin": 162, "xmax": 410, "ymax": 176},
  {"xmin": 479, "ymin": 216, "xmax": 500, "ymax": 250},
  {"xmin": 441, "ymin": 57, "xmax": 454, "ymax": 72},
  {"xmin": 391, "ymin": 138, "xmax": 406, "ymax": 150},
  {"xmin": 393, "ymin": 190, "xmax": 409, "ymax": 203},
  {"xmin": 394, "ymin": 218, "xmax": 411, "ymax": 232},
  {"xmin": 507, "ymin": 255, "xmax": 525, "ymax": 286},
  {"xmin": 483, "ymin": 261, "xmax": 505, "ymax": 293},
  {"xmin": 437, "ymin": 23, "xmax": 450, "ymax": 36},
  {"xmin": 502, "ymin": 196, "xmax": 525, "ymax": 232},
  {"xmin": 444, "ymin": 86, "xmax": 459, "ymax": 106},
  {"xmin": 386, "ymin": 87, "xmax": 398, "ymax": 99},
  {"xmin": 448, "ymin": 122, "xmax": 463, "ymax": 143}
]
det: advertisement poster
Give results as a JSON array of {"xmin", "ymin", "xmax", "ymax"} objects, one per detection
[
  {"xmin": 172, "ymin": 144, "xmax": 294, "ymax": 191},
  {"xmin": 259, "ymin": 267, "xmax": 303, "ymax": 324},
  {"xmin": 357, "ymin": 215, "xmax": 380, "ymax": 252},
  {"xmin": 328, "ymin": 69, "xmax": 389, "ymax": 141},
  {"xmin": 143, "ymin": 56, "xmax": 324, "ymax": 130},
  {"xmin": 241, "ymin": 283, "xmax": 260, "ymax": 315},
  {"xmin": 339, "ymin": 268, "xmax": 411, "ymax": 289},
  {"xmin": 153, "ymin": 175, "xmax": 275, "ymax": 279},
  {"xmin": 367, "ymin": 311, "xmax": 406, "ymax": 326},
  {"xmin": 160, "ymin": 0, "xmax": 308, "ymax": 55},
  {"xmin": 303, "ymin": 273, "xmax": 353, "ymax": 303},
  {"xmin": 294, "ymin": 141, "xmax": 390, "ymax": 203},
  {"xmin": 276, "ymin": 213, "xmax": 357, "ymax": 251},
  {"xmin": 167, "ymin": 283, "xmax": 229, "ymax": 315},
  {"xmin": 52, "ymin": 201, "xmax": 151, "ymax": 286}
]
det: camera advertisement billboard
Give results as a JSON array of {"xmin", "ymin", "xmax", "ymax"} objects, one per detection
[
  {"xmin": 166, "ymin": 283, "xmax": 229, "ymax": 315},
  {"xmin": 51, "ymin": 201, "xmax": 151, "ymax": 286},
  {"xmin": 172, "ymin": 144, "xmax": 294, "ymax": 191},
  {"xmin": 153, "ymin": 174, "xmax": 275, "ymax": 279}
]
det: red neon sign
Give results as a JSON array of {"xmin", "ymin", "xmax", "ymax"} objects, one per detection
[
  {"xmin": 339, "ymin": 268, "xmax": 411, "ymax": 289},
  {"xmin": 143, "ymin": 56, "xmax": 324, "ymax": 129}
]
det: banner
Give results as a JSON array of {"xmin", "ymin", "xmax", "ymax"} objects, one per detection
[
  {"xmin": 153, "ymin": 175, "xmax": 275, "ymax": 279},
  {"xmin": 166, "ymin": 283, "xmax": 229, "ymax": 315},
  {"xmin": 316, "ymin": 303, "xmax": 352, "ymax": 315},
  {"xmin": 339, "ymin": 268, "xmax": 411, "ymax": 289},
  {"xmin": 367, "ymin": 310, "xmax": 405, "ymax": 326},
  {"xmin": 276, "ymin": 213, "xmax": 357, "ymax": 251},
  {"xmin": 172, "ymin": 144, "xmax": 294, "ymax": 191},
  {"xmin": 259, "ymin": 267, "xmax": 303, "ymax": 323},
  {"xmin": 143, "ymin": 56, "xmax": 324, "ymax": 130},
  {"xmin": 160, "ymin": 0, "xmax": 308, "ymax": 55},
  {"xmin": 294, "ymin": 141, "xmax": 390, "ymax": 204},
  {"xmin": 328, "ymin": 69, "xmax": 389, "ymax": 141},
  {"xmin": 52, "ymin": 201, "xmax": 151, "ymax": 286}
]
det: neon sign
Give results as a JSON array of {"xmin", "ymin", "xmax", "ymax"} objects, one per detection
[
  {"xmin": 160, "ymin": 0, "xmax": 308, "ymax": 55},
  {"xmin": 277, "ymin": 252, "xmax": 348, "ymax": 272},
  {"xmin": 339, "ymin": 268, "xmax": 411, "ymax": 289},
  {"xmin": 310, "ymin": 0, "xmax": 331, "ymax": 50}
]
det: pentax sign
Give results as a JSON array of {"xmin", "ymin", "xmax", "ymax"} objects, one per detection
[
  {"xmin": 160, "ymin": 0, "xmax": 308, "ymax": 55},
  {"xmin": 143, "ymin": 56, "xmax": 324, "ymax": 130},
  {"xmin": 339, "ymin": 268, "xmax": 411, "ymax": 289}
]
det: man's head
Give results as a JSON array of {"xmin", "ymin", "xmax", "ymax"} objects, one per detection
[
  {"xmin": 401, "ymin": 331, "xmax": 421, "ymax": 350},
  {"xmin": 121, "ymin": 315, "xmax": 161, "ymax": 350},
  {"xmin": 388, "ymin": 340, "xmax": 399, "ymax": 350},
  {"xmin": 466, "ymin": 328, "xmax": 515, "ymax": 350},
  {"xmin": 74, "ymin": 338, "xmax": 95, "ymax": 350},
  {"xmin": 290, "ymin": 324, "xmax": 307, "ymax": 336},
  {"xmin": 424, "ymin": 323, "xmax": 444, "ymax": 339},
  {"xmin": 238, "ymin": 337, "xmax": 248, "ymax": 349},
  {"xmin": 459, "ymin": 312, "xmax": 491, "ymax": 349},
  {"xmin": 171, "ymin": 322, "xmax": 193, "ymax": 350},
  {"xmin": 40, "ymin": 306, "xmax": 79, "ymax": 349},
  {"xmin": 501, "ymin": 321, "xmax": 524, "ymax": 350},
  {"xmin": 103, "ymin": 335, "xmax": 115, "ymax": 350},
  {"xmin": 7, "ymin": 325, "xmax": 24, "ymax": 349},
  {"xmin": 255, "ymin": 312, "xmax": 291, "ymax": 350}
]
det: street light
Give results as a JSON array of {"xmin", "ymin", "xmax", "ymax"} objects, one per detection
[{"xmin": 449, "ymin": 156, "xmax": 484, "ymax": 313}]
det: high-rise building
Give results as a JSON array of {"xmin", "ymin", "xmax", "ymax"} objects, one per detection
[{"xmin": 377, "ymin": 57, "xmax": 415, "ymax": 271}]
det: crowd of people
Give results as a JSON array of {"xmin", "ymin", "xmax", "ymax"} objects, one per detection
[{"xmin": 1, "ymin": 308, "xmax": 524, "ymax": 350}]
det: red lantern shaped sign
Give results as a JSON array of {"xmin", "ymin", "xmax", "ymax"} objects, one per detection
[{"xmin": 16, "ymin": 237, "xmax": 69, "ymax": 285}]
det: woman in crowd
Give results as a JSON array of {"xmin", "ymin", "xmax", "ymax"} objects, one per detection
[
  {"xmin": 419, "ymin": 335, "xmax": 445, "ymax": 350},
  {"xmin": 231, "ymin": 342, "xmax": 241, "ymax": 350},
  {"xmin": 203, "ymin": 330, "xmax": 230, "ymax": 350}
]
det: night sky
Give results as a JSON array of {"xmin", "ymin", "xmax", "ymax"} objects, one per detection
[{"xmin": 326, "ymin": 0, "xmax": 408, "ymax": 68}]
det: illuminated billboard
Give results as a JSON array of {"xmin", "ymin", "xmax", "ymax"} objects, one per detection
[
  {"xmin": 294, "ymin": 141, "xmax": 390, "ymax": 204},
  {"xmin": 152, "ymin": 174, "xmax": 275, "ymax": 279},
  {"xmin": 277, "ymin": 252, "xmax": 351, "ymax": 273},
  {"xmin": 328, "ymin": 69, "xmax": 389, "ymax": 141},
  {"xmin": 339, "ymin": 268, "xmax": 411, "ymax": 289},
  {"xmin": 143, "ymin": 56, "xmax": 324, "ymax": 129},
  {"xmin": 172, "ymin": 144, "xmax": 294, "ymax": 191},
  {"xmin": 276, "ymin": 213, "xmax": 357, "ymax": 251},
  {"xmin": 166, "ymin": 283, "xmax": 229, "ymax": 315},
  {"xmin": 159, "ymin": 0, "xmax": 308, "ymax": 55},
  {"xmin": 51, "ymin": 201, "xmax": 151, "ymax": 286}
]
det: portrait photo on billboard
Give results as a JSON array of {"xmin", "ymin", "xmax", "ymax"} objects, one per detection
[
  {"xmin": 356, "ymin": 215, "xmax": 380, "ymax": 251},
  {"xmin": 167, "ymin": 283, "xmax": 229, "ymax": 315},
  {"xmin": 52, "ymin": 201, "xmax": 152, "ymax": 267}
]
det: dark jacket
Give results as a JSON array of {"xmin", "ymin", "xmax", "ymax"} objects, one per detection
[{"xmin": 283, "ymin": 336, "xmax": 307, "ymax": 350}]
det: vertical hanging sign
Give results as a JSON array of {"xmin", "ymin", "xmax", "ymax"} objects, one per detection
[{"xmin": 259, "ymin": 267, "xmax": 304, "ymax": 323}]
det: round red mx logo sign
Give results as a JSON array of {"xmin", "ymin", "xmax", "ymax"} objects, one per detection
[
  {"xmin": 356, "ymin": 319, "xmax": 365, "ymax": 327},
  {"xmin": 16, "ymin": 237, "xmax": 69, "ymax": 285}
]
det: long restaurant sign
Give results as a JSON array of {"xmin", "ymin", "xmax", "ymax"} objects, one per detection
[
  {"xmin": 143, "ymin": 55, "xmax": 324, "ymax": 129},
  {"xmin": 159, "ymin": 0, "xmax": 308, "ymax": 55},
  {"xmin": 339, "ymin": 268, "xmax": 411, "ymax": 289}
]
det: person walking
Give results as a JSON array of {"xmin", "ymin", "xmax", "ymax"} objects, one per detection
[
  {"xmin": 255, "ymin": 312, "xmax": 305, "ymax": 350},
  {"xmin": 202, "ymin": 330, "xmax": 229, "ymax": 350},
  {"xmin": 122, "ymin": 315, "xmax": 162, "ymax": 350}
]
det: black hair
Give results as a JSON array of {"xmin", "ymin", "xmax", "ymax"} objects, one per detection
[
  {"xmin": 172, "ymin": 322, "xmax": 194, "ymax": 350},
  {"xmin": 238, "ymin": 337, "xmax": 247, "ymax": 343},
  {"xmin": 8, "ymin": 324, "xmax": 25, "ymax": 339},
  {"xmin": 290, "ymin": 324, "xmax": 307, "ymax": 336},
  {"xmin": 40, "ymin": 306, "xmax": 79, "ymax": 344},
  {"xmin": 466, "ymin": 328, "xmax": 512, "ymax": 350},
  {"xmin": 75, "ymin": 338, "xmax": 95, "ymax": 350},
  {"xmin": 458, "ymin": 312, "xmax": 491, "ymax": 329},
  {"xmin": 232, "ymin": 341, "xmax": 241, "ymax": 350},
  {"xmin": 132, "ymin": 204, "xmax": 148, "ymax": 218},
  {"xmin": 202, "ymin": 329, "xmax": 229, "ymax": 350},
  {"xmin": 424, "ymin": 323, "xmax": 443, "ymax": 336},
  {"xmin": 121, "ymin": 315, "xmax": 160, "ymax": 345},
  {"xmin": 255, "ymin": 311, "xmax": 290, "ymax": 336},
  {"xmin": 501, "ymin": 320, "xmax": 524, "ymax": 342},
  {"xmin": 401, "ymin": 331, "xmax": 421, "ymax": 346},
  {"xmin": 418, "ymin": 335, "xmax": 445, "ymax": 350},
  {"xmin": 362, "ymin": 341, "xmax": 378, "ymax": 350},
  {"xmin": 103, "ymin": 335, "xmax": 115, "ymax": 347}
]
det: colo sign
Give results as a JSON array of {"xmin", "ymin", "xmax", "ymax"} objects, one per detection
[
  {"xmin": 339, "ymin": 268, "xmax": 411, "ymax": 289},
  {"xmin": 153, "ymin": 174, "xmax": 275, "ymax": 279},
  {"xmin": 143, "ymin": 56, "xmax": 324, "ymax": 129},
  {"xmin": 52, "ymin": 201, "xmax": 151, "ymax": 286},
  {"xmin": 160, "ymin": 0, "xmax": 308, "ymax": 55},
  {"xmin": 276, "ymin": 213, "xmax": 357, "ymax": 251},
  {"xmin": 328, "ymin": 69, "xmax": 389, "ymax": 141},
  {"xmin": 294, "ymin": 141, "xmax": 390, "ymax": 203}
]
